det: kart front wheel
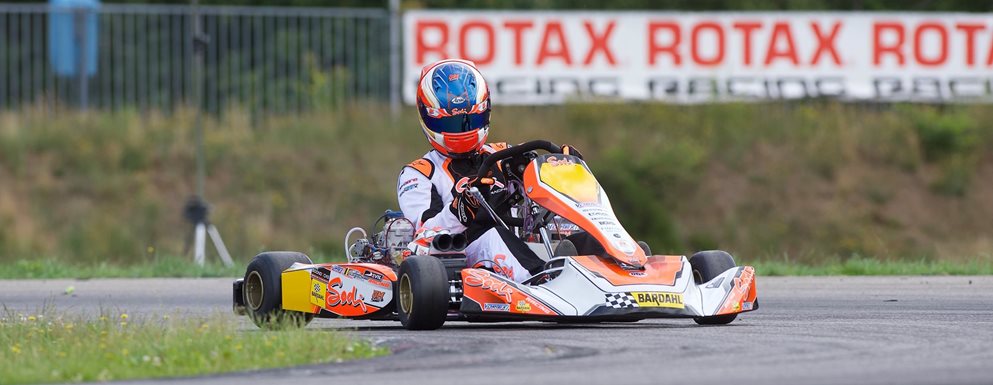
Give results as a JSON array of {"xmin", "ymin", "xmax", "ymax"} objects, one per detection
[
  {"xmin": 244, "ymin": 251, "xmax": 315, "ymax": 329},
  {"xmin": 689, "ymin": 250, "xmax": 738, "ymax": 325},
  {"xmin": 396, "ymin": 256, "xmax": 449, "ymax": 330}
]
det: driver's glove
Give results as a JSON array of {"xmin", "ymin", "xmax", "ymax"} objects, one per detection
[{"xmin": 450, "ymin": 184, "xmax": 481, "ymax": 226}]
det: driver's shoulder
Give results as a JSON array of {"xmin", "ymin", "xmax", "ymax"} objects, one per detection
[{"xmin": 403, "ymin": 151, "xmax": 443, "ymax": 179}]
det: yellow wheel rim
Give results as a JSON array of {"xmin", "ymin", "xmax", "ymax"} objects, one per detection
[
  {"xmin": 246, "ymin": 271, "xmax": 264, "ymax": 310},
  {"xmin": 399, "ymin": 273, "xmax": 413, "ymax": 314}
]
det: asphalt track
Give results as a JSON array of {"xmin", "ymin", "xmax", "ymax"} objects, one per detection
[{"xmin": 3, "ymin": 276, "xmax": 993, "ymax": 385}]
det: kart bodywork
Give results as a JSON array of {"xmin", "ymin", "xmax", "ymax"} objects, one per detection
[{"xmin": 234, "ymin": 141, "xmax": 758, "ymax": 328}]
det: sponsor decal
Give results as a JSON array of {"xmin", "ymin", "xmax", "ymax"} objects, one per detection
[
  {"xmin": 742, "ymin": 301, "xmax": 753, "ymax": 311},
  {"xmin": 345, "ymin": 268, "xmax": 366, "ymax": 281},
  {"xmin": 632, "ymin": 292, "xmax": 685, "ymax": 309},
  {"xmin": 544, "ymin": 156, "xmax": 575, "ymax": 167},
  {"xmin": 364, "ymin": 270, "xmax": 385, "ymax": 281},
  {"xmin": 331, "ymin": 265, "xmax": 345, "ymax": 274},
  {"xmin": 628, "ymin": 271, "xmax": 646, "ymax": 277},
  {"xmin": 483, "ymin": 303, "xmax": 511, "ymax": 312},
  {"xmin": 463, "ymin": 269, "xmax": 514, "ymax": 302},
  {"xmin": 524, "ymin": 297, "xmax": 555, "ymax": 315},
  {"xmin": 451, "ymin": 96, "xmax": 466, "ymax": 104},
  {"xmin": 310, "ymin": 279, "xmax": 327, "ymax": 307},
  {"xmin": 718, "ymin": 267, "xmax": 755, "ymax": 314},
  {"xmin": 448, "ymin": 73, "xmax": 460, "ymax": 81},
  {"xmin": 311, "ymin": 267, "xmax": 331, "ymax": 282},
  {"xmin": 371, "ymin": 289, "xmax": 385, "ymax": 303},
  {"xmin": 492, "ymin": 254, "xmax": 516, "ymax": 279},
  {"xmin": 326, "ymin": 277, "xmax": 368, "ymax": 312},
  {"xmin": 515, "ymin": 300, "xmax": 531, "ymax": 312},
  {"xmin": 399, "ymin": 183, "xmax": 418, "ymax": 197}
]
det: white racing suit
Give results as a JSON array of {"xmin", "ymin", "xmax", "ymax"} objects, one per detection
[{"xmin": 397, "ymin": 144, "xmax": 544, "ymax": 283}]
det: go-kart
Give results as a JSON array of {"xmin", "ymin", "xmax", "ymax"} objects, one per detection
[{"xmin": 232, "ymin": 140, "xmax": 758, "ymax": 330}]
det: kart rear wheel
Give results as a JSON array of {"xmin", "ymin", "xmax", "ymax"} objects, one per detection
[
  {"xmin": 244, "ymin": 251, "xmax": 315, "ymax": 329},
  {"xmin": 396, "ymin": 256, "xmax": 449, "ymax": 330},
  {"xmin": 689, "ymin": 250, "xmax": 738, "ymax": 325}
]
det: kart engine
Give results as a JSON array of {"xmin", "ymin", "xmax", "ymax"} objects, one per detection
[{"xmin": 344, "ymin": 210, "xmax": 415, "ymax": 268}]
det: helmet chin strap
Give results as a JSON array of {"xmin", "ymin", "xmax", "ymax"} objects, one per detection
[{"xmin": 446, "ymin": 149, "xmax": 477, "ymax": 159}]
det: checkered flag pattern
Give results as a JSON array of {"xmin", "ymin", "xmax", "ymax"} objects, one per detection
[{"xmin": 605, "ymin": 293, "xmax": 638, "ymax": 308}]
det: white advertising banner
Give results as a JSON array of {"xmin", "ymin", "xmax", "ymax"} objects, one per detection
[{"xmin": 403, "ymin": 11, "xmax": 993, "ymax": 104}]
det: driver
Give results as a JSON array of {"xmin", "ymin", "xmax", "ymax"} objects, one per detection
[{"xmin": 397, "ymin": 59, "xmax": 577, "ymax": 283}]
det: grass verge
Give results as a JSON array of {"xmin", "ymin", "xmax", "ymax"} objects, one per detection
[
  {"xmin": 0, "ymin": 257, "xmax": 242, "ymax": 279},
  {"xmin": 1, "ymin": 254, "xmax": 991, "ymax": 279},
  {"xmin": 753, "ymin": 256, "xmax": 993, "ymax": 276},
  {"xmin": 0, "ymin": 309, "xmax": 384, "ymax": 385}
]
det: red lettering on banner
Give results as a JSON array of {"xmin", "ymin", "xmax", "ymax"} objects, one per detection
[
  {"xmin": 648, "ymin": 21, "xmax": 681, "ymax": 66},
  {"xmin": 732, "ymin": 22, "xmax": 760, "ymax": 66},
  {"xmin": 503, "ymin": 20, "xmax": 534, "ymax": 66},
  {"xmin": 582, "ymin": 20, "xmax": 617, "ymax": 66},
  {"xmin": 955, "ymin": 23, "xmax": 984, "ymax": 66},
  {"xmin": 873, "ymin": 22, "xmax": 905, "ymax": 66},
  {"xmin": 988, "ymin": 34, "xmax": 993, "ymax": 66},
  {"xmin": 764, "ymin": 22, "xmax": 799, "ymax": 66},
  {"xmin": 536, "ymin": 21, "xmax": 572, "ymax": 65},
  {"xmin": 810, "ymin": 21, "xmax": 842, "ymax": 66},
  {"xmin": 416, "ymin": 20, "xmax": 448, "ymax": 65},
  {"xmin": 914, "ymin": 22, "xmax": 948, "ymax": 67},
  {"xmin": 459, "ymin": 20, "xmax": 495, "ymax": 65},
  {"xmin": 691, "ymin": 22, "xmax": 724, "ymax": 66}
]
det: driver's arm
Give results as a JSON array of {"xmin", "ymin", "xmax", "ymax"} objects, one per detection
[{"xmin": 396, "ymin": 166, "xmax": 466, "ymax": 233}]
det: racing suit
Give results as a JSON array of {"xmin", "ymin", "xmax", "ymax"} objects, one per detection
[{"xmin": 397, "ymin": 143, "xmax": 544, "ymax": 283}]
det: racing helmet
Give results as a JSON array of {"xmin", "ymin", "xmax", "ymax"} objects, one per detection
[{"xmin": 416, "ymin": 59, "xmax": 491, "ymax": 158}]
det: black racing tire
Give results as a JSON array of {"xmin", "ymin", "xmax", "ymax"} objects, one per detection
[
  {"xmin": 554, "ymin": 239, "xmax": 578, "ymax": 257},
  {"xmin": 637, "ymin": 241, "xmax": 652, "ymax": 256},
  {"xmin": 243, "ymin": 251, "xmax": 315, "ymax": 329},
  {"xmin": 689, "ymin": 250, "xmax": 739, "ymax": 325},
  {"xmin": 396, "ymin": 256, "xmax": 450, "ymax": 330}
]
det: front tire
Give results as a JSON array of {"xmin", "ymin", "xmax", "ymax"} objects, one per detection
[
  {"xmin": 396, "ymin": 256, "xmax": 449, "ymax": 330},
  {"xmin": 243, "ymin": 251, "xmax": 315, "ymax": 329},
  {"xmin": 689, "ymin": 250, "xmax": 738, "ymax": 325}
]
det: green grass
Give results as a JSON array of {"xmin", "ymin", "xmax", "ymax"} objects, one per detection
[
  {"xmin": 0, "ymin": 257, "xmax": 241, "ymax": 279},
  {"xmin": 752, "ymin": 256, "xmax": 993, "ymax": 276},
  {"xmin": 0, "ymin": 255, "xmax": 355, "ymax": 279},
  {"xmin": 0, "ymin": 309, "xmax": 384, "ymax": 385},
  {"xmin": 1, "ymin": 254, "xmax": 991, "ymax": 279},
  {"xmin": 2, "ymin": 103, "xmax": 993, "ymax": 267}
]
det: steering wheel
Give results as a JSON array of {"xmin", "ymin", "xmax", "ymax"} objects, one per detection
[
  {"xmin": 474, "ymin": 140, "xmax": 562, "ymax": 181},
  {"xmin": 470, "ymin": 140, "xmax": 564, "ymax": 228}
]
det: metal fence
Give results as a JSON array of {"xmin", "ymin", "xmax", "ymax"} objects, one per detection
[{"xmin": 0, "ymin": 3, "xmax": 393, "ymax": 114}]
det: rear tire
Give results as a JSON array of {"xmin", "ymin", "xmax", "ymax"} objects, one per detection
[
  {"xmin": 396, "ymin": 256, "xmax": 449, "ymax": 330},
  {"xmin": 243, "ymin": 251, "xmax": 315, "ymax": 329},
  {"xmin": 689, "ymin": 250, "xmax": 738, "ymax": 325}
]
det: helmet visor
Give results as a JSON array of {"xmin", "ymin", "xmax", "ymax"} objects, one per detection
[{"xmin": 420, "ymin": 110, "xmax": 490, "ymax": 134}]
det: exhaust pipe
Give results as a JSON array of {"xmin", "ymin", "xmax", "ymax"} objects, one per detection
[
  {"xmin": 432, "ymin": 233, "xmax": 453, "ymax": 251},
  {"xmin": 450, "ymin": 233, "xmax": 467, "ymax": 251}
]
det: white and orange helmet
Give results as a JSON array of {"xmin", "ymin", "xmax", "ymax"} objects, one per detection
[{"xmin": 416, "ymin": 59, "xmax": 491, "ymax": 158}]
